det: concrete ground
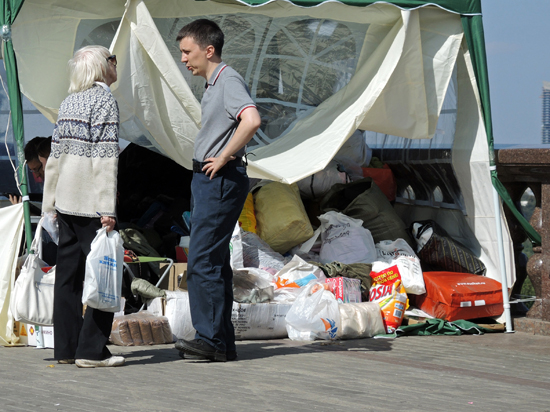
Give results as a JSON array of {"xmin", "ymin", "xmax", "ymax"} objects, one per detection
[{"xmin": 1, "ymin": 331, "xmax": 549, "ymax": 412}]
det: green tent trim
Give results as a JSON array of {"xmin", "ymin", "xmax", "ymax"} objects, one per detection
[{"xmin": 1, "ymin": 0, "xmax": 32, "ymax": 250}]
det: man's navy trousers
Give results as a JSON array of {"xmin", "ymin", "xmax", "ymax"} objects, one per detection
[{"xmin": 187, "ymin": 159, "xmax": 248, "ymax": 352}]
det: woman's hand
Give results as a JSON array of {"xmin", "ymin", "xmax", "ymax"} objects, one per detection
[
  {"xmin": 8, "ymin": 194, "xmax": 21, "ymax": 205},
  {"xmin": 100, "ymin": 216, "xmax": 116, "ymax": 232}
]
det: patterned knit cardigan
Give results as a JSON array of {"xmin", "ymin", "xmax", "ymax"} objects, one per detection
[{"xmin": 42, "ymin": 84, "xmax": 119, "ymax": 218}]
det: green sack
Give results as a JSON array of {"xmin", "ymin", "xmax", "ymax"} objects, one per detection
[{"xmin": 255, "ymin": 182, "xmax": 314, "ymax": 254}]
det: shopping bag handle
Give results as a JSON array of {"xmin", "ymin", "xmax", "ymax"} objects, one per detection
[{"xmin": 30, "ymin": 217, "xmax": 46, "ymax": 257}]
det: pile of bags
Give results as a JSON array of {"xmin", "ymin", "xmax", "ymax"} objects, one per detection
[
  {"xmin": 223, "ymin": 168, "xmax": 504, "ymax": 341},
  {"xmin": 119, "ymin": 152, "xmax": 504, "ymax": 344}
]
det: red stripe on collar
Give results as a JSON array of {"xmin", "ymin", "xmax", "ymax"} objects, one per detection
[{"xmin": 210, "ymin": 64, "xmax": 227, "ymax": 86}]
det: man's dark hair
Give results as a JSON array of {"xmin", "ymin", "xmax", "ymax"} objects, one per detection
[
  {"xmin": 176, "ymin": 19, "xmax": 224, "ymax": 58},
  {"xmin": 37, "ymin": 136, "xmax": 52, "ymax": 159},
  {"xmin": 24, "ymin": 136, "xmax": 47, "ymax": 162}
]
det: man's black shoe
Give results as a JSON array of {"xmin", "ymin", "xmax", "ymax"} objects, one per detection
[
  {"xmin": 178, "ymin": 349, "xmax": 237, "ymax": 362},
  {"xmin": 175, "ymin": 338, "xmax": 226, "ymax": 362}
]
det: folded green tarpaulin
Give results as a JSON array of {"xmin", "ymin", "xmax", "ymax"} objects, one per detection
[{"xmin": 396, "ymin": 318, "xmax": 499, "ymax": 336}]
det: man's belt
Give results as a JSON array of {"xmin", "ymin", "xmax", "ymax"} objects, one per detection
[{"xmin": 192, "ymin": 157, "xmax": 244, "ymax": 173}]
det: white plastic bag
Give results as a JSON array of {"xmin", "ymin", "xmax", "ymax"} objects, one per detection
[
  {"xmin": 82, "ymin": 227, "xmax": 124, "ymax": 312},
  {"xmin": 285, "ymin": 281, "xmax": 340, "ymax": 341},
  {"xmin": 42, "ymin": 211, "xmax": 59, "ymax": 245},
  {"xmin": 229, "ymin": 223, "xmax": 244, "ymax": 269},
  {"xmin": 241, "ymin": 230, "xmax": 286, "ymax": 275},
  {"xmin": 233, "ymin": 268, "xmax": 274, "ymax": 303},
  {"xmin": 372, "ymin": 239, "xmax": 426, "ymax": 295},
  {"xmin": 318, "ymin": 211, "xmax": 377, "ymax": 264},
  {"xmin": 273, "ymin": 255, "xmax": 325, "ymax": 303}
]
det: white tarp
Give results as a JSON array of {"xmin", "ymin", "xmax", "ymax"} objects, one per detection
[
  {"xmin": 13, "ymin": 0, "xmax": 462, "ymax": 181},
  {"xmin": 0, "ymin": 203, "xmax": 24, "ymax": 346}
]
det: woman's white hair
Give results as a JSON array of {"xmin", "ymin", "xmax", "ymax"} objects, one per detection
[{"xmin": 68, "ymin": 45, "xmax": 111, "ymax": 94}]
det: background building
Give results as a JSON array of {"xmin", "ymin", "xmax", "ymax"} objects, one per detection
[{"xmin": 543, "ymin": 81, "xmax": 550, "ymax": 144}]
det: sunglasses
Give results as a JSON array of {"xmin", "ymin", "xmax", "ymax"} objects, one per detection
[{"xmin": 106, "ymin": 55, "xmax": 117, "ymax": 67}]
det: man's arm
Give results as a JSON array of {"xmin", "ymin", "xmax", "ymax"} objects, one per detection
[{"xmin": 203, "ymin": 107, "xmax": 261, "ymax": 179}]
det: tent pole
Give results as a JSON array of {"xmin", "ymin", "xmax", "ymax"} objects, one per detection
[
  {"xmin": 491, "ymin": 167, "xmax": 513, "ymax": 332},
  {"xmin": 2, "ymin": 22, "xmax": 33, "ymax": 252}
]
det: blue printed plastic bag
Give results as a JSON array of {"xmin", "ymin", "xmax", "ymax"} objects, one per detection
[{"xmin": 82, "ymin": 227, "xmax": 124, "ymax": 312}]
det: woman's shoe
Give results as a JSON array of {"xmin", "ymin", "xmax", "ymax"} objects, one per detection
[{"xmin": 75, "ymin": 356, "xmax": 125, "ymax": 368}]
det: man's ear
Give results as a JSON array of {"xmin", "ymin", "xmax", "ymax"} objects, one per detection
[{"xmin": 205, "ymin": 45, "xmax": 216, "ymax": 59}]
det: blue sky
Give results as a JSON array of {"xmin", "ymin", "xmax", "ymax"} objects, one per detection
[{"xmin": 483, "ymin": 0, "xmax": 550, "ymax": 146}]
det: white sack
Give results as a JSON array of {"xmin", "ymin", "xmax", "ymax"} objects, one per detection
[
  {"xmin": 163, "ymin": 290, "xmax": 196, "ymax": 341},
  {"xmin": 372, "ymin": 239, "xmax": 425, "ymax": 295},
  {"xmin": 337, "ymin": 302, "xmax": 386, "ymax": 339}
]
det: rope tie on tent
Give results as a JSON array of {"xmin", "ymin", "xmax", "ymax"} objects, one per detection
[{"xmin": 1, "ymin": 25, "xmax": 11, "ymax": 42}]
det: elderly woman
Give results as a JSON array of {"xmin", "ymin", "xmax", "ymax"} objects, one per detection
[{"xmin": 42, "ymin": 45, "xmax": 123, "ymax": 368}]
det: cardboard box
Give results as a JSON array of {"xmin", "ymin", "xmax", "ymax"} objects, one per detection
[
  {"xmin": 325, "ymin": 277, "xmax": 362, "ymax": 303},
  {"xmin": 158, "ymin": 263, "xmax": 187, "ymax": 290},
  {"xmin": 20, "ymin": 323, "xmax": 54, "ymax": 348}
]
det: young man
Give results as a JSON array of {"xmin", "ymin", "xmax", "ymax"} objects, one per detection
[{"xmin": 174, "ymin": 19, "xmax": 261, "ymax": 362}]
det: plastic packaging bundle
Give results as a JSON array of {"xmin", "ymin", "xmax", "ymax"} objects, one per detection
[
  {"xmin": 110, "ymin": 311, "xmax": 173, "ymax": 346},
  {"xmin": 273, "ymin": 255, "xmax": 326, "ymax": 303}
]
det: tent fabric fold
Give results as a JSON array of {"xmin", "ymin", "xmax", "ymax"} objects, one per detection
[{"xmin": 0, "ymin": 204, "xmax": 24, "ymax": 346}]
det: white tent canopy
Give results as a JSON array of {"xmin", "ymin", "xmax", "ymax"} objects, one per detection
[{"xmin": 11, "ymin": 0, "xmax": 515, "ymax": 287}]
